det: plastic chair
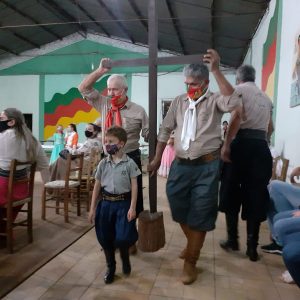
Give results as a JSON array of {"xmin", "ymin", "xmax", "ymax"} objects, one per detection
[
  {"xmin": 0, "ymin": 159, "xmax": 36, "ymax": 253},
  {"xmin": 41, "ymin": 153, "xmax": 84, "ymax": 223}
]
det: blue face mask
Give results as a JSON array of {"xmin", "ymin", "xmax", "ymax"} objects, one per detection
[{"xmin": 105, "ymin": 144, "xmax": 119, "ymax": 155}]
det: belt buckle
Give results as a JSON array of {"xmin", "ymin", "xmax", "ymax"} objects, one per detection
[{"xmin": 203, "ymin": 153, "xmax": 213, "ymax": 162}]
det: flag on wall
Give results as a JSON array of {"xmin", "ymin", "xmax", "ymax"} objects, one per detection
[{"xmin": 44, "ymin": 76, "xmax": 108, "ymax": 140}]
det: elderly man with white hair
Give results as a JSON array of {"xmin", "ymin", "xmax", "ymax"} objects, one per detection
[{"xmin": 78, "ymin": 60, "xmax": 149, "ymax": 228}]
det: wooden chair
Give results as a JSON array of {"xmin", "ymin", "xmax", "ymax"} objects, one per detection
[
  {"xmin": 70, "ymin": 148, "xmax": 101, "ymax": 212},
  {"xmin": 41, "ymin": 153, "xmax": 84, "ymax": 223},
  {"xmin": 0, "ymin": 160, "xmax": 36, "ymax": 253},
  {"xmin": 272, "ymin": 156, "xmax": 289, "ymax": 182}
]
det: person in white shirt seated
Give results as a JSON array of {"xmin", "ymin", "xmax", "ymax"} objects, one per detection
[
  {"xmin": 50, "ymin": 123, "xmax": 102, "ymax": 180},
  {"xmin": 0, "ymin": 108, "xmax": 50, "ymax": 234}
]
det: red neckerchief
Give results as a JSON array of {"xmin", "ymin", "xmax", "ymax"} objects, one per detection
[{"xmin": 105, "ymin": 95, "xmax": 128, "ymax": 129}]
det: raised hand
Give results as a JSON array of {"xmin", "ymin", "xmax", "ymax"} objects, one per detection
[
  {"xmin": 99, "ymin": 58, "xmax": 112, "ymax": 72},
  {"xmin": 203, "ymin": 49, "xmax": 220, "ymax": 72}
]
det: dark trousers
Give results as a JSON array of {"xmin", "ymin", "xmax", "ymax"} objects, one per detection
[
  {"xmin": 127, "ymin": 149, "xmax": 144, "ymax": 216},
  {"xmin": 95, "ymin": 199, "xmax": 138, "ymax": 250},
  {"xmin": 219, "ymin": 137, "xmax": 272, "ymax": 253},
  {"xmin": 219, "ymin": 138, "xmax": 272, "ymax": 222}
]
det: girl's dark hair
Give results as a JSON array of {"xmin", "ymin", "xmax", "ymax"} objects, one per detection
[
  {"xmin": 69, "ymin": 123, "xmax": 77, "ymax": 132},
  {"xmin": 88, "ymin": 123, "xmax": 101, "ymax": 133}
]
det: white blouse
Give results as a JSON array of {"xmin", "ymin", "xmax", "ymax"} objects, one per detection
[{"xmin": 0, "ymin": 129, "xmax": 49, "ymax": 171}]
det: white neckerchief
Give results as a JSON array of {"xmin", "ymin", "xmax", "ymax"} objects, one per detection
[{"xmin": 181, "ymin": 89, "xmax": 209, "ymax": 151}]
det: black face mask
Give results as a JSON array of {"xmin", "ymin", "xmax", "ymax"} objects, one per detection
[
  {"xmin": 85, "ymin": 130, "xmax": 94, "ymax": 138},
  {"xmin": 0, "ymin": 120, "xmax": 11, "ymax": 133}
]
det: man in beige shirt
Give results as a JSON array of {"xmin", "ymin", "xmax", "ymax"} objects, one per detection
[
  {"xmin": 219, "ymin": 65, "xmax": 273, "ymax": 262},
  {"xmin": 148, "ymin": 49, "xmax": 242, "ymax": 285},
  {"xmin": 78, "ymin": 61, "xmax": 149, "ymax": 219}
]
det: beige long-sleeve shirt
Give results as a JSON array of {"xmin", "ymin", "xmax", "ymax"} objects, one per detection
[
  {"xmin": 81, "ymin": 88, "xmax": 149, "ymax": 153},
  {"xmin": 235, "ymin": 82, "xmax": 272, "ymax": 131},
  {"xmin": 158, "ymin": 91, "xmax": 242, "ymax": 159}
]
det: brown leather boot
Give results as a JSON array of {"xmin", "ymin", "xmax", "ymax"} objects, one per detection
[{"xmin": 181, "ymin": 229, "xmax": 206, "ymax": 285}]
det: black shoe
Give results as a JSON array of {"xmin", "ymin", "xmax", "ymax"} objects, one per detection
[
  {"xmin": 219, "ymin": 239, "xmax": 240, "ymax": 251},
  {"xmin": 104, "ymin": 268, "xmax": 115, "ymax": 284},
  {"xmin": 261, "ymin": 241, "xmax": 282, "ymax": 255},
  {"xmin": 122, "ymin": 260, "xmax": 131, "ymax": 275},
  {"xmin": 246, "ymin": 247, "xmax": 259, "ymax": 261}
]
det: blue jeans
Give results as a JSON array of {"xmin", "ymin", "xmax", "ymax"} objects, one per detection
[
  {"xmin": 283, "ymin": 240, "xmax": 300, "ymax": 288},
  {"xmin": 273, "ymin": 210, "xmax": 300, "ymax": 245},
  {"xmin": 273, "ymin": 210, "xmax": 300, "ymax": 288},
  {"xmin": 267, "ymin": 180, "xmax": 300, "ymax": 239}
]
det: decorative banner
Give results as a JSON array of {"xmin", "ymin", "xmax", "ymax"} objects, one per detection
[
  {"xmin": 44, "ymin": 76, "xmax": 109, "ymax": 140},
  {"xmin": 261, "ymin": 0, "xmax": 279, "ymax": 101},
  {"xmin": 290, "ymin": 33, "xmax": 300, "ymax": 107}
]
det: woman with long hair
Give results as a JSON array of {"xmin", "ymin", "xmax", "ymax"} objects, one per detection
[
  {"xmin": 65, "ymin": 123, "xmax": 78, "ymax": 151},
  {"xmin": 49, "ymin": 124, "xmax": 65, "ymax": 164},
  {"xmin": 0, "ymin": 108, "xmax": 49, "ymax": 233}
]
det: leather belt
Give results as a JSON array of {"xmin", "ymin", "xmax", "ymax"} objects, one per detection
[
  {"xmin": 236, "ymin": 129, "xmax": 267, "ymax": 141},
  {"xmin": 176, "ymin": 149, "xmax": 220, "ymax": 165},
  {"xmin": 102, "ymin": 190, "xmax": 131, "ymax": 201}
]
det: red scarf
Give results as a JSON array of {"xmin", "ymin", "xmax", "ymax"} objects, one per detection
[{"xmin": 105, "ymin": 95, "xmax": 128, "ymax": 129}]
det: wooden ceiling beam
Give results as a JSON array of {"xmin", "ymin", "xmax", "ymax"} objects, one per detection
[{"xmin": 106, "ymin": 54, "xmax": 204, "ymax": 68}]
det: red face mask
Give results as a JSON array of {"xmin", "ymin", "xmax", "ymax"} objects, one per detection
[
  {"xmin": 187, "ymin": 81, "xmax": 208, "ymax": 100},
  {"xmin": 110, "ymin": 94, "xmax": 123, "ymax": 107}
]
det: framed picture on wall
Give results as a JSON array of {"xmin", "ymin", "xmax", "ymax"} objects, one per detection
[{"xmin": 161, "ymin": 99, "xmax": 173, "ymax": 122}]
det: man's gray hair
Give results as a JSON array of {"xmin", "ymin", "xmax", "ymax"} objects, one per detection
[
  {"xmin": 183, "ymin": 63, "xmax": 209, "ymax": 80},
  {"xmin": 236, "ymin": 65, "xmax": 256, "ymax": 83},
  {"xmin": 107, "ymin": 74, "xmax": 128, "ymax": 88}
]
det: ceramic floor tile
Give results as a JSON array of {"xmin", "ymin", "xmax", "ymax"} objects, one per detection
[
  {"xmin": 215, "ymin": 287, "xmax": 248, "ymax": 300},
  {"xmin": 2, "ymin": 275, "xmax": 55, "ymax": 300},
  {"xmin": 4, "ymin": 174, "xmax": 300, "ymax": 300},
  {"xmin": 80, "ymin": 287, "xmax": 149, "ymax": 300},
  {"xmin": 183, "ymin": 285, "xmax": 215, "ymax": 300},
  {"xmin": 274, "ymin": 282, "xmax": 300, "ymax": 300},
  {"xmin": 38, "ymin": 282, "xmax": 88, "ymax": 300}
]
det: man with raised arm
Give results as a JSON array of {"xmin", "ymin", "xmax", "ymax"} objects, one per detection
[
  {"xmin": 78, "ymin": 61, "xmax": 149, "ymax": 250},
  {"xmin": 148, "ymin": 49, "xmax": 242, "ymax": 285}
]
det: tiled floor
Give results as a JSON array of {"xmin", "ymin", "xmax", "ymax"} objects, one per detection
[
  {"xmin": 0, "ymin": 172, "xmax": 92, "ymax": 298},
  {"xmin": 4, "ymin": 176, "xmax": 300, "ymax": 300}
]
